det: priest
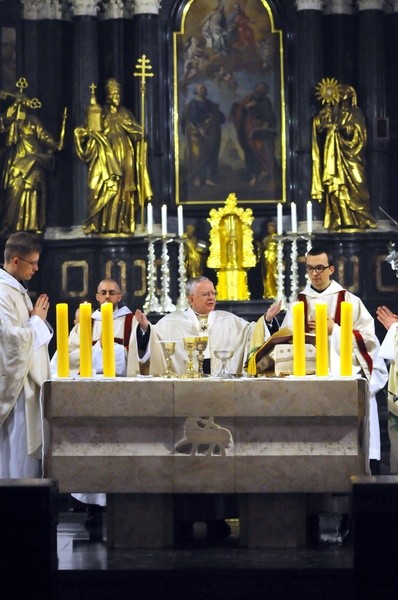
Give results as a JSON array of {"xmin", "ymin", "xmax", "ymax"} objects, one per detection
[{"xmin": 128, "ymin": 275, "xmax": 281, "ymax": 377}]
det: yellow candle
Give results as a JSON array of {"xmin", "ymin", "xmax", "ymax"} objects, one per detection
[
  {"xmin": 340, "ymin": 301, "xmax": 353, "ymax": 376},
  {"xmin": 56, "ymin": 303, "xmax": 70, "ymax": 378},
  {"xmin": 292, "ymin": 301, "xmax": 306, "ymax": 376},
  {"xmin": 315, "ymin": 302, "xmax": 328, "ymax": 376},
  {"xmin": 101, "ymin": 302, "xmax": 115, "ymax": 378},
  {"xmin": 79, "ymin": 302, "xmax": 92, "ymax": 377}
]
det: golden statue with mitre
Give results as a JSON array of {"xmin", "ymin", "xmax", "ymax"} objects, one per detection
[{"xmin": 207, "ymin": 193, "xmax": 256, "ymax": 300}]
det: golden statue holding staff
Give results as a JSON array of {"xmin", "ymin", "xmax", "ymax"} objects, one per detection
[
  {"xmin": 311, "ymin": 78, "xmax": 376, "ymax": 231},
  {"xmin": 74, "ymin": 76, "xmax": 153, "ymax": 235},
  {"xmin": 0, "ymin": 77, "xmax": 66, "ymax": 234}
]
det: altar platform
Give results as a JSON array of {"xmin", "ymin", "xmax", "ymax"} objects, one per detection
[{"xmin": 43, "ymin": 376, "xmax": 369, "ymax": 550}]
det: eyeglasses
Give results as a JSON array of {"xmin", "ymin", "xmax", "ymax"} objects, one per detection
[
  {"xmin": 98, "ymin": 290, "xmax": 120, "ymax": 296},
  {"xmin": 305, "ymin": 265, "xmax": 330, "ymax": 274},
  {"xmin": 197, "ymin": 291, "xmax": 217, "ymax": 298},
  {"xmin": 16, "ymin": 256, "xmax": 39, "ymax": 266}
]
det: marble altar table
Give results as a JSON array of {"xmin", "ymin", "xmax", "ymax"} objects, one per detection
[{"xmin": 42, "ymin": 377, "xmax": 368, "ymax": 548}]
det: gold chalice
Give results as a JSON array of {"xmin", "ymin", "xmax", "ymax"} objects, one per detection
[
  {"xmin": 183, "ymin": 336, "xmax": 198, "ymax": 377},
  {"xmin": 196, "ymin": 336, "xmax": 208, "ymax": 377},
  {"xmin": 214, "ymin": 350, "xmax": 234, "ymax": 378},
  {"xmin": 158, "ymin": 340, "xmax": 177, "ymax": 378}
]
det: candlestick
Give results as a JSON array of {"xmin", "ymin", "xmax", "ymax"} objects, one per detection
[
  {"xmin": 79, "ymin": 302, "xmax": 92, "ymax": 377},
  {"xmin": 315, "ymin": 302, "xmax": 328, "ymax": 376},
  {"xmin": 56, "ymin": 303, "xmax": 69, "ymax": 377},
  {"xmin": 147, "ymin": 202, "xmax": 153, "ymax": 235},
  {"xmin": 277, "ymin": 202, "xmax": 283, "ymax": 235},
  {"xmin": 340, "ymin": 301, "xmax": 353, "ymax": 376},
  {"xmin": 177, "ymin": 205, "xmax": 184, "ymax": 237},
  {"xmin": 291, "ymin": 202, "xmax": 297, "ymax": 233},
  {"xmin": 292, "ymin": 301, "xmax": 306, "ymax": 376},
  {"xmin": 101, "ymin": 302, "xmax": 115, "ymax": 377},
  {"xmin": 307, "ymin": 201, "xmax": 313, "ymax": 234},
  {"xmin": 289, "ymin": 237, "xmax": 299, "ymax": 304},
  {"xmin": 161, "ymin": 204, "xmax": 167, "ymax": 236}
]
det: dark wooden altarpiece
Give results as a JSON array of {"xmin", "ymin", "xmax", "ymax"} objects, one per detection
[{"xmin": 0, "ymin": 0, "xmax": 397, "ymax": 344}]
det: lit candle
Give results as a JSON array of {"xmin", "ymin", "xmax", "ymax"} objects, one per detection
[
  {"xmin": 307, "ymin": 201, "xmax": 313, "ymax": 234},
  {"xmin": 340, "ymin": 301, "xmax": 353, "ymax": 376},
  {"xmin": 79, "ymin": 302, "xmax": 92, "ymax": 377},
  {"xmin": 147, "ymin": 202, "xmax": 153, "ymax": 236},
  {"xmin": 292, "ymin": 301, "xmax": 306, "ymax": 376},
  {"xmin": 177, "ymin": 205, "xmax": 184, "ymax": 237},
  {"xmin": 277, "ymin": 203, "xmax": 283, "ymax": 235},
  {"xmin": 101, "ymin": 302, "xmax": 115, "ymax": 378},
  {"xmin": 315, "ymin": 302, "xmax": 328, "ymax": 376},
  {"xmin": 291, "ymin": 202, "xmax": 297, "ymax": 233},
  {"xmin": 56, "ymin": 303, "xmax": 70, "ymax": 378},
  {"xmin": 161, "ymin": 204, "xmax": 168, "ymax": 236}
]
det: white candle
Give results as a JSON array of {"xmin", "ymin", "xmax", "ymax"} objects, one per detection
[
  {"xmin": 147, "ymin": 202, "xmax": 153, "ymax": 235},
  {"xmin": 291, "ymin": 202, "xmax": 297, "ymax": 233},
  {"xmin": 161, "ymin": 204, "xmax": 167, "ymax": 237},
  {"xmin": 277, "ymin": 203, "xmax": 283, "ymax": 235},
  {"xmin": 307, "ymin": 201, "xmax": 313, "ymax": 234},
  {"xmin": 177, "ymin": 205, "xmax": 184, "ymax": 237}
]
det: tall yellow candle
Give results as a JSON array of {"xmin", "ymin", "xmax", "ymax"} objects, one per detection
[
  {"xmin": 315, "ymin": 302, "xmax": 328, "ymax": 376},
  {"xmin": 340, "ymin": 301, "xmax": 353, "ymax": 376},
  {"xmin": 79, "ymin": 302, "xmax": 92, "ymax": 377},
  {"xmin": 101, "ymin": 302, "xmax": 115, "ymax": 378},
  {"xmin": 56, "ymin": 303, "xmax": 70, "ymax": 378},
  {"xmin": 292, "ymin": 301, "xmax": 306, "ymax": 376}
]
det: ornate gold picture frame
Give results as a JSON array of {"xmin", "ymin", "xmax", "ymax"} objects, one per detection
[{"xmin": 173, "ymin": 0, "xmax": 286, "ymax": 206}]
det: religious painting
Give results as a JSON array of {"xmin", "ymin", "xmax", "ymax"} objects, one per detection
[{"xmin": 173, "ymin": 0, "xmax": 286, "ymax": 206}]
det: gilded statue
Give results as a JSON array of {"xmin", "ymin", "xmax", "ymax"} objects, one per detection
[
  {"xmin": 311, "ymin": 78, "xmax": 377, "ymax": 231},
  {"xmin": 257, "ymin": 220, "xmax": 277, "ymax": 299},
  {"xmin": 207, "ymin": 193, "xmax": 256, "ymax": 301},
  {"xmin": 183, "ymin": 224, "xmax": 206, "ymax": 279},
  {"xmin": 0, "ymin": 77, "xmax": 66, "ymax": 234},
  {"xmin": 74, "ymin": 79, "xmax": 153, "ymax": 235}
]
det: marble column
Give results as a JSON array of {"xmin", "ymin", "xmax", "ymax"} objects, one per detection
[
  {"xmin": 21, "ymin": 0, "xmax": 73, "ymax": 227},
  {"xmin": 71, "ymin": 0, "xmax": 100, "ymax": 226},
  {"xmin": 130, "ymin": 0, "xmax": 164, "ymax": 218},
  {"xmin": 292, "ymin": 0, "xmax": 324, "ymax": 223},
  {"xmin": 98, "ymin": 0, "xmax": 125, "ymax": 85},
  {"xmin": 323, "ymin": 0, "xmax": 357, "ymax": 85},
  {"xmin": 357, "ymin": 0, "xmax": 388, "ymax": 217},
  {"xmin": 384, "ymin": 0, "xmax": 398, "ymax": 221}
]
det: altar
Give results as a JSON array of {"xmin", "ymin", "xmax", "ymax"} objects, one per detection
[{"xmin": 42, "ymin": 377, "xmax": 368, "ymax": 548}]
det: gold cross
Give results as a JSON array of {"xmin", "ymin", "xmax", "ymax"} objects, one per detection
[{"xmin": 133, "ymin": 54, "xmax": 154, "ymax": 89}]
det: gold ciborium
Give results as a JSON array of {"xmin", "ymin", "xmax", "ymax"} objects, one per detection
[
  {"xmin": 183, "ymin": 336, "xmax": 198, "ymax": 378},
  {"xmin": 196, "ymin": 336, "xmax": 208, "ymax": 377},
  {"xmin": 214, "ymin": 350, "xmax": 234, "ymax": 378},
  {"xmin": 158, "ymin": 340, "xmax": 177, "ymax": 378}
]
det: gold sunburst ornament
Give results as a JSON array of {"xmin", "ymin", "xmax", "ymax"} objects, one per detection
[{"xmin": 315, "ymin": 77, "xmax": 340, "ymax": 105}]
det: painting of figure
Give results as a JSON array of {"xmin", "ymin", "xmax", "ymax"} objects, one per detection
[{"xmin": 174, "ymin": 0, "xmax": 286, "ymax": 206}]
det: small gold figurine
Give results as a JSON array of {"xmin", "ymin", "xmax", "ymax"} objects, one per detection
[
  {"xmin": 183, "ymin": 223, "xmax": 206, "ymax": 279},
  {"xmin": 0, "ymin": 77, "xmax": 66, "ymax": 234},
  {"xmin": 257, "ymin": 220, "xmax": 278, "ymax": 299},
  {"xmin": 74, "ymin": 78, "xmax": 153, "ymax": 235},
  {"xmin": 311, "ymin": 78, "xmax": 377, "ymax": 231}
]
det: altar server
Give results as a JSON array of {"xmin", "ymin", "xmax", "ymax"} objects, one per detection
[
  {"xmin": 51, "ymin": 278, "xmax": 133, "ymax": 377},
  {"xmin": 278, "ymin": 246, "xmax": 386, "ymax": 466},
  {"xmin": 0, "ymin": 232, "xmax": 52, "ymax": 478}
]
